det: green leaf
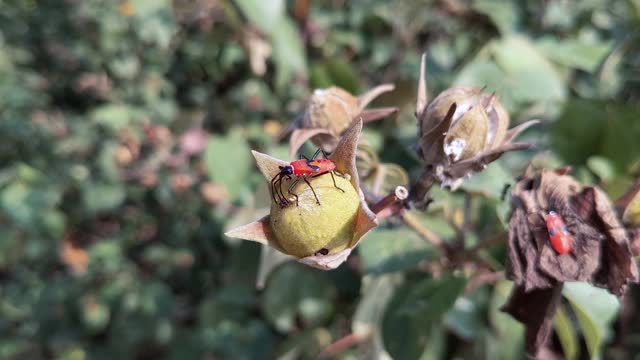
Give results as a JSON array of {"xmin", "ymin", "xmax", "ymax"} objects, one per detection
[
  {"xmin": 359, "ymin": 229, "xmax": 434, "ymax": 274},
  {"xmin": 554, "ymin": 304, "xmax": 579, "ymax": 360},
  {"xmin": 491, "ymin": 36, "xmax": 566, "ymax": 104},
  {"xmin": 91, "ymin": 105, "xmax": 133, "ymax": 132},
  {"xmin": 131, "ymin": 0, "xmax": 171, "ymax": 17},
  {"xmin": 600, "ymin": 104, "xmax": 640, "ymax": 172},
  {"xmin": 455, "ymin": 36, "xmax": 567, "ymax": 111},
  {"xmin": 382, "ymin": 274, "xmax": 467, "ymax": 359},
  {"xmin": 271, "ymin": 19, "xmax": 307, "ymax": 90},
  {"xmin": 203, "ymin": 129, "xmax": 251, "ymax": 201},
  {"xmin": 352, "ymin": 274, "xmax": 400, "ymax": 359},
  {"xmin": 461, "ymin": 161, "xmax": 514, "ymax": 199},
  {"xmin": 472, "ymin": 0, "xmax": 520, "ymax": 35},
  {"xmin": 353, "ymin": 274, "xmax": 401, "ymax": 335},
  {"xmin": 551, "ymin": 99, "xmax": 607, "ymax": 165},
  {"xmin": 563, "ymin": 282, "xmax": 620, "ymax": 360},
  {"xmin": 552, "ymin": 100, "xmax": 640, "ymax": 171},
  {"xmin": 444, "ymin": 295, "xmax": 483, "ymax": 340},
  {"xmin": 234, "ymin": 0, "xmax": 285, "ymax": 31},
  {"xmin": 489, "ymin": 281, "xmax": 524, "ymax": 360},
  {"xmin": 82, "ymin": 182, "xmax": 126, "ymax": 213},
  {"xmin": 262, "ymin": 263, "xmax": 335, "ymax": 332},
  {"xmin": 587, "ymin": 156, "xmax": 617, "ymax": 182},
  {"xmin": 536, "ymin": 37, "xmax": 611, "ymax": 72},
  {"xmin": 234, "ymin": 0, "xmax": 306, "ymax": 90}
]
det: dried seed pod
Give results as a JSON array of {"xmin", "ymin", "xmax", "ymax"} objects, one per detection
[
  {"xmin": 303, "ymin": 87, "xmax": 360, "ymax": 139},
  {"xmin": 411, "ymin": 54, "xmax": 538, "ymax": 200},
  {"xmin": 503, "ymin": 166, "xmax": 639, "ymax": 357},
  {"xmin": 288, "ymin": 84, "xmax": 397, "ymax": 159}
]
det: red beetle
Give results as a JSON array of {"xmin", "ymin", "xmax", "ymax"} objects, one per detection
[
  {"xmin": 271, "ymin": 148, "xmax": 344, "ymax": 207},
  {"xmin": 545, "ymin": 211, "xmax": 573, "ymax": 254}
]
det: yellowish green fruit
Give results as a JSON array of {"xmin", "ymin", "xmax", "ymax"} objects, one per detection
[{"xmin": 270, "ymin": 173, "xmax": 360, "ymax": 258}]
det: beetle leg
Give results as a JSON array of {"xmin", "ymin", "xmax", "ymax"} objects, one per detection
[
  {"xmin": 302, "ymin": 177, "xmax": 320, "ymax": 205},
  {"xmin": 330, "ymin": 171, "xmax": 344, "ymax": 192},
  {"xmin": 279, "ymin": 175, "xmax": 292, "ymax": 206},
  {"xmin": 320, "ymin": 149, "xmax": 330, "ymax": 158},
  {"xmin": 270, "ymin": 174, "xmax": 281, "ymax": 204},
  {"xmin": 287, "ymin": 178, "xmax": 300, "ymax": 206},
  {"xmin": 274, "ymin": 175, "xmax": 287, "ymax": 207},
  {"xmin": 311, "ymin": 148, "xmax": 322, "ymax": 160}
]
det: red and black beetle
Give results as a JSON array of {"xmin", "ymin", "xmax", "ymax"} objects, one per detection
[
  {"xmin": 271, "ymin": 148, "xmax": 344, "ymax": 207},
  {"xmin": 544, "ymin": 211, "xmax": 573, "ymax": 255}
]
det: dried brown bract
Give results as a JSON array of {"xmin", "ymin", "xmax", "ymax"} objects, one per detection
[
  {"xmin": 288, "ymin": 85, "xmax": 398, "ymax": 158},
  {"xmin": 503, "ymin": 166, "xmax": 639, "ymax": 356}
]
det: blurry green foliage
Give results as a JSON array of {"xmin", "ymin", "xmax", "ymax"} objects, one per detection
[{"xmin": 0, "ymin": 0, "xmax": 639, "ymax": 359}]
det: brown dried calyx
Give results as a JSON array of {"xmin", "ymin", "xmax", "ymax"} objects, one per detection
[
  {"xmin": 503, "ymin": 166, "xmax": 639, "ymax": 356},
  {"xmin": 288, "ymin": 84, "xmax": 398, "ymax": 159},
  {"xmin": 410, "ymin": 54, "xmax": 538, "ymax": 206}
]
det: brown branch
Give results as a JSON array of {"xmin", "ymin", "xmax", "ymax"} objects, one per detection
[
  {"xmin": 407, "ymin": 169, "xmax": 436, "ymax": 210},
  {"xmin": 371, "ymin": 186, "xmax": 408, "ymax": 221},
  {"xmin": 319, "ymin": 330, "xmax": 373, "ymax": 359}
]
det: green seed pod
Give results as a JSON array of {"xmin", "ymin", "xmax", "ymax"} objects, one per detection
[
  {"xmin": 270, "ymin": 174, "xmax": 360, "ymax": 257},
  {"xmin": 225, "ymin": 119, "xmax": 378, "ymax": 271}
]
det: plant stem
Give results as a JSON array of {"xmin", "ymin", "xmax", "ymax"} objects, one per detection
[{"xmin": 400, "ymin": 211, "xmax": 445, "ymax": 249}]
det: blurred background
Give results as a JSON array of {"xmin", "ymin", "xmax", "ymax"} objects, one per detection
[{"xmin": 1, "ymin": 0, "xmax": 640, "ymax": 359}]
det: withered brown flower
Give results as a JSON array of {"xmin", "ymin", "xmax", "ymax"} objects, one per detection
[
  {"xmin": 225, "ymin": 119, "xmax": 378, "ymax": 270},
  {"xmin": 411, "ymin": 54, "xmax": 538, "ymax": 205},
  {"xmin": 288, "ymin": 84, "xmax": 397, "ymax": 159},
  {"xmin": 503, "ymin": 166, "xmax": 639, "ymax": 356}
]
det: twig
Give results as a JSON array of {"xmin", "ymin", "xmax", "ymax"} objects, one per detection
[
  {"xmin": 407, "ymin": 170, "xmax": 436, "ymax": 210},
  {"xmin": 318, "ymin": 330, "xmax": 373, "ymax": 359},
  {"xmin": 399, "ymin": 211, "xmax": 445, "ymax": 249},
  {"xmin": 465, "ymin": 270, "xmax": 505, "ymax": 293},
  {"xmin": 371, "ymin": 186, "xmax": 408, "ymax": 221}
]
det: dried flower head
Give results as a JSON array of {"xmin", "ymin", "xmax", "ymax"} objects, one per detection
[
  {"xmin": 288, "ymin": 84, "xmax": 398, "ymax": 159},
  {"xmin": 503, "ymin": 166, "xmax": 639, "ymax": 356},
  {"xmin": 412, "ymin": 54, "xmax": 538, "ymax": 197},
  {"xmin": 225, "ymin": 119, "xmax": 378, "ymax": 270}
]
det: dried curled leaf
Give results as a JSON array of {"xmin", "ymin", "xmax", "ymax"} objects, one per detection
[{"xmin": 507, "ymin": 167, "xmax": 638, "ymax": 295}]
